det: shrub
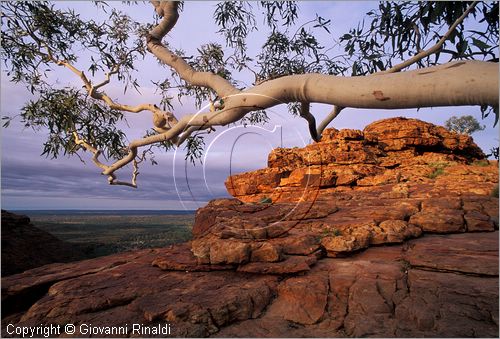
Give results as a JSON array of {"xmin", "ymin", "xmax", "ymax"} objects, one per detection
[
  {"xmin": 322, "ymin": 227, "xmax": 341, "ymax": 237},
  {"xmin": 259, "ymin": 196, "xmax": 272, "ymax": 204},
  {"xmin": 472, "ymin": 159, "xmax": 490, "ymax": 167},
  {"xmin": 492, "ymin": 185, "xmax": 499, "ymax": 198},
  {"xmin": 427, "ymin": 162, "xmax": 448, "ymax": 179}
]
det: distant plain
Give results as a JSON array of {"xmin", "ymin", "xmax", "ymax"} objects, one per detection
[{"xmin": 16, "ymin": 210, "xmax": 195, "ymax": 257}]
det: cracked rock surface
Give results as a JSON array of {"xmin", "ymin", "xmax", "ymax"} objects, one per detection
[{"xmin": 2, "ymin": 118, "xmax": 498, "ymax": 337}]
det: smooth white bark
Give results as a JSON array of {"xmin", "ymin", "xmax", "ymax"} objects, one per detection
[{"xmin": 92, "ymin": 2, "xmax": 500, "ymax": 185}]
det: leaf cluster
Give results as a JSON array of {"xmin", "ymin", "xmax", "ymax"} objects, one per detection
[
  {"xmin": 184, "ymin": 134, "xmax": 205, "ymax": 165},
  {"xmin": 19, "ymin": 88, "xmax": 127, "ymax": 160},
  {"xmin": 339, "ymin": 2, "xmax": 498, "ymax": 75},
  {"xmin": 444, "ymin": 115, "xmax": 486, "ymax": 135},
  {"xmin": 1, "ymin": 1, "xmax": 149, "ymax": 160},
  {"xmin": 1, "ymin": 2, "xmax": 147, "ymax": 93}
]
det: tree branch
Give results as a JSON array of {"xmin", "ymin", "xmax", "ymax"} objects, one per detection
[
  {"xmin": 317, "ymin": 105, "xmax": 344, "ymax": 137},
  {"xmin": 146, "ymin": 1, "xmax": 239, "ymax": 98},
  {"xmin": 316, "ymin": 2, "xmax": 478, "ymax": 137},
  {"xmin": 44, "ymin": 1, "xmax": 497, "ymax": 188},
  {"xmin": 377, "ymin": 1, "xmax": 478, "ymax": 74},
  {"xmin": 44, "ymin": 43, "xmax": 178, "ymax": 130},
  {"xmin": 99, "ymin": 59, "xmax": 498, "ymax": 182},
  {"xmin": 299, "ymin": 102, "xmax": 319, "ymax": 142}
]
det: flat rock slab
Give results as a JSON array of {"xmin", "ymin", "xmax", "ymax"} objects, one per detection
[
  {"xmin": 152, "ymin": 243, "xmax": 235, "ymax": 272},
  {"xmin": 237, "ymin": 255, "xmax": 317, "ymax": 274},
  {"xmin": 404, "ymin": 232, "xmax": 499, "ymax": 276},
  {"xmin": 217, "ymin": 232, "xmax": 499, "ymax": 338},
  {"xmin": 2, "ymin": 247, "xmax": 278, "ymax": 338},
  {"xmin": 3, "ymin": 232, "xmax": 497, "ymax": 338}
]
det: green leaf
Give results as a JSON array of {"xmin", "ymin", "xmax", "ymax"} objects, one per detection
[
  {"xmin": 341, "ymin": 33, "xmax": 352, "ymax": 41},
  {"xmin": 472, "ymin": 37, "xmax": 491, "ymax": 51}
]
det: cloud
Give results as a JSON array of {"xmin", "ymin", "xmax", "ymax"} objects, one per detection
[{"xmin": 2, "ymin": 2, "xmax": 498, "ymax": 210}]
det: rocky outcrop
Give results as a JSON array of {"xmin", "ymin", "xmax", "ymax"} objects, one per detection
[
  {"xmin": 225, "ymin": 117, "xmax": 490, "ymax": 203},
  {"xmin": 2, "ymin": 233, "xmax": 497, "ymax": 337},
  {"xmin": 1, "ymin": 210, "xmax": 89, "ymax": 276},
  {"xmin": 196, "ymin": 119, "xmax": 497, "ymax": 268},
  {"xmin": 218, "ymin": 232, "xmax": 499, "ymax": 338},
  {"xmin": 1, "ymin": 118, "xmax": 498, "ymax": 337}
]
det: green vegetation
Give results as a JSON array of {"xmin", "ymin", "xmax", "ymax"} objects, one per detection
[
  {"xmin": 445, "ymin": 115, "xmax": 485, "ymax": 135},
  {"xmin": 427, "ymin": 162, "xmax": 449, "ymax": 179},
  {"xmin": 29, "ymin": 213, "xmax": 194, "ymax": 257},
  {"xmin": 1, "ymin": 2, "xmax": 497, "ymax": 187},
  {"xmin": 428, "ymin": 168, "xmax": 445, "ymax": 179},
  {"xmin": 472, "ymin": 159, "xmax": 491, "ymax": 167},
  {"xmin": 492, "ymin": 185, "xmax": 499, "ymax": 198},
  {"xmin": 259, "ymin": 197, "xmax": 273, "ymax": 204},
  {"xmin": 322, "ymin": 227, "xmax": 341, "ymax": 237}
]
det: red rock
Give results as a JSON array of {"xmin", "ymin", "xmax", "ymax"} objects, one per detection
[
  {"xmin": 226, "ymin": 118, "xmax": 491, "ymax": 203},
  {"xmin": 225, "ymin": 168, "xmax": 283, "ymax": 198},
  {"xmin": 218, "ymin": 232, "xmax": 498, "ymax": 338},
  {"xmin": 250, "ymin": 242, "xmax": 282, "ymax": 262},
  {"xmin": 270, "ymin": 273, "xmax": 328, "ymax": 324},
  {"xmin": 192, "ymin": 199, "xmax": 242, "ymax": 237},
  {"xmin": 371, "ymin": 220, "xmax": 422, "ymax": 244},
  {"xmin": 237, "ymin": 255, "xmax": 317, "ymax": 274},
  {"xmin": 1, "ymin": 210, "xmax": 89, "ymax": 276},
  {"xmin": 2, "ymin": 248, "xmax": 279, "ymax": 338},
  {"xmin": 3, "ymin": 118, "xmax": 499, "ymax": 338},
  {"xmin": 409, "ymin": 209, "xmax": 465, "ymax": 233},
  {"xmin": 465, "ymin": 210, "xmax": 496, "ymax": 231},
  {"xmin": 363, "ymin": 117, "xmax": 485, "ymax": 159},
  {"xmin": 152, "ymin": 243, "xmax": 234, "ymax": 271},
  {"xmin": 208, "ymin": 239, "xmax": 251, "ymax": 265},
  {"xmin": 277, "ymin": 235, "xmax": 322, "ymax": 255},
  {"xmin": 404, "ymin": 232, "xmax": 499, "ymax": 275}
]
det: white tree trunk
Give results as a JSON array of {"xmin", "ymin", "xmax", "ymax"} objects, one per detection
[{"xmin": 97, "ymin": 1, "xmax": 500, "ymax": 185}]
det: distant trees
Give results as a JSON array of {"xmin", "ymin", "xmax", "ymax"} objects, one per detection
[{"xmin": 444, "ymin": 115, "xmax": 485, "ymax": 135}]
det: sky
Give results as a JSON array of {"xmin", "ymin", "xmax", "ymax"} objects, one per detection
[{"xmin": 1, "ymin": 1, "xmax": 498, "ymax": 210}]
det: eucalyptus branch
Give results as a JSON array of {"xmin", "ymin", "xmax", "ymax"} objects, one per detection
[
  {"xmin": 412, "ymin": 22, "xmax": 423, "ymax": 53},
  {"xmin": 91, "ymin": 64, "xmax": 121, "ymax": 92},
  {"xmin": 377, "ymin": 1, "xmax": 478, "ymax": 74},
  {"xmin": 9, "ymin": 1, "xmax": 494, "ymax": 190},
  {"xmin": 176, "ymin": 125, "xmax": 202, "ymax": 146},
  {"xmin": 147, "ymin": 1, "xmax": 239, "ymax": 98},
  {"xmin": 42, "ymin": 42, "xmax": 178, "ymax": 130},
  {"xmin": 298, "ymin": 102, "xmax": 318, "ymax": 142},
  {"xmin": 317, "ymin": 105, "xmax": 344, "ymax": 138},
  {"xmin": 315, "ymin": 2, "xmax": 478, "ymax": 137},
  {"xmin": 72, "ymin": 132, "xmax": 109, "ymax": 171}
]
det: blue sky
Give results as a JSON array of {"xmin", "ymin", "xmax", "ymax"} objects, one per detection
[{"xmin": 1, "ymin": 1, "xmax": 498, "ymax": 210}]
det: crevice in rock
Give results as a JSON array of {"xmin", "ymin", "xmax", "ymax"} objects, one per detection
[
  {"xmin": 409, "ymin": 265, "xmax": 499, "ymax": 278},
  {"xmin": 77, "ymin": 295, "xmax": 137, "ymax": 315},
  {"xmin": 2, "ymin": 282, "xmax": 54, "ymax": 318},
  {"xmin": 320, "ymin": 272, "xmax": 332, "ymax": 323}
]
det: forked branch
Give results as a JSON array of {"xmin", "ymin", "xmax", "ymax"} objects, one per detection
[
  {"xmin": 316, "ymin": 1, "xmax": 479, "ymax": 138},
  {"xmin": 45, "ymin": 1, "xmax": 498, "ymax": 188},
  {"xmin": 377, "ymin": 1, "xmax": 479, "ymax": 74}
]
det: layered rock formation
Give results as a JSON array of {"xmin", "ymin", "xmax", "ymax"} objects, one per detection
[
  {"xmin": 226, "ymin": 117, "xmax": 488, "ymax": 203},
  {"xmin": 2, "ymin": 118, "xmax": 498, "ymax": 338},
  {"xmin": 1, "ymin": 210, "xmax": 89, "ymax": 276}
]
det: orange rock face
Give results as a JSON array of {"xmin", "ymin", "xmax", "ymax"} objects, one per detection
[
  {"xmin": 2, "ymin": 117, "xmax": 498, "ymax": 338},
  {"xmin": 225, "ymin": 117, "xmax": 490, "ymax": 203}
]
